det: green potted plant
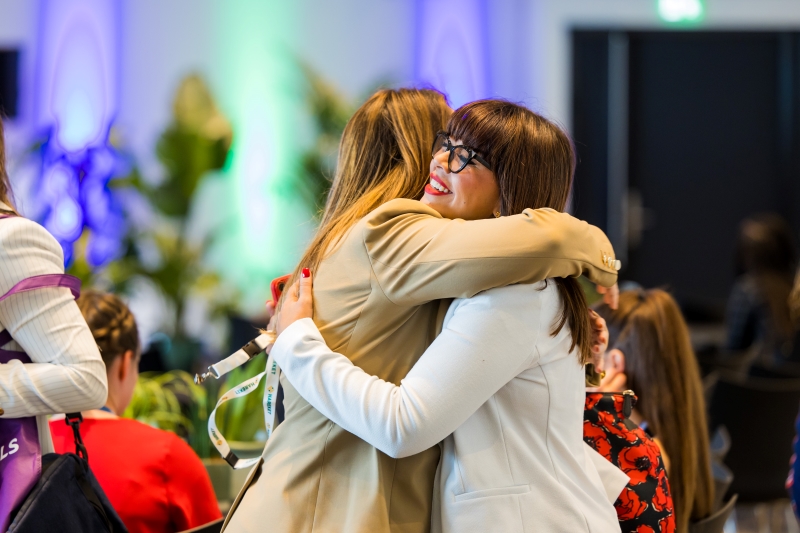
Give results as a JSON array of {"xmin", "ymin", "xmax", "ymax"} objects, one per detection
[{"xmin": 114, "ymin": 73, "xmax": 236, "ymax": 371}]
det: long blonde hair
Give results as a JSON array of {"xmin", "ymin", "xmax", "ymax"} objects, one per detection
[
  {"xmin": 598, "ymin": 289, "xmax": 714, "ymax": 531},
  {"xmin": 292, "ymin": 88, "xmax": 450, "ymax": 280},
  {"xmin": 0, "ymin": 116, "xmax": 16, "ymax": 213}
]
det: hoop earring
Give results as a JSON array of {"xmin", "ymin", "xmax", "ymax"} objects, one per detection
[{"xmin": 493, "ymin": 211, "xmax": 501, "ymax": 218}]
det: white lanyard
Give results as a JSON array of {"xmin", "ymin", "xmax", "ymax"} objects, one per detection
[
  {"xmin": 262, "ymin": 350, "xmax": 281, "ymax": 437},
  {"xmin": 195, "ymin": 333, "xmax": 275, "ymax": 384},
  {"xmin": 204, "ymin": 332, "xmax": 280, "ymax": 469}
]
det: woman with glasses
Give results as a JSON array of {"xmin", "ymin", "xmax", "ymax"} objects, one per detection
[
  {"xmin": 225, "ymin": 96, "xmax": 622, "ymax": 533},
  {"xmin": 268, "ymin": 100, "xmax": 627, "ymax": 533}
]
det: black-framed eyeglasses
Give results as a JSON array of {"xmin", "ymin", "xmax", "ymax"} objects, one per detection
[{"xmin": 431, "ymin": 131, "xmax": 492, "ymax": 173}]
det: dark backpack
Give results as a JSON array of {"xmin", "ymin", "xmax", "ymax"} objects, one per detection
[{"xmin": 7, "ymin": 414, "xmax": 127, "ymax": 533}]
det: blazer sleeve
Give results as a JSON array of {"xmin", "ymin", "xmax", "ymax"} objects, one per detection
[
  {"xmin": 0, "ymin": 217, "xmax": 108, "ymax": 417},
  {"xmin": 272, "ymin": 287, "xmax": 541, "ymax": 458},
  {"xmin": 363, "ymin": 199, "xmax": 617, "ymax": 306}
]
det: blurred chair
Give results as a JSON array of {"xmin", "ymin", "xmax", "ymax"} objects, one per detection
[
  {"xmin": 179, "ymin": 518, "xmax": 224, "ymax": 533},
  {"xmin": 697, "ymin": 346, "xmax": 757, "ymax": 378},
  {"xmin": 709, "ymin": 425, "xmax": 731, "ymax": 464},
  {"xmin": 749, "ymin": 361, "xmax": 800, "ymax": 379},
  {"xmin": 711, "ymin": 460, "xmax": 733, "ymax": 512},
  {"xmin": 689, "ymin": 494, "xmax": 738, "ymax": 533},
  {"xmin": 708, "ymin": 372, "xmax": 800, "ymax": 502}
]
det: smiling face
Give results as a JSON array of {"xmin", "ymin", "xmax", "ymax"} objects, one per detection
[{"xmin": 421, "ymin": 137, "xmax": 500, "ymax": 220}]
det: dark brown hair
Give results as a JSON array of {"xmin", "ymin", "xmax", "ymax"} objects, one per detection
[
  {"xmin": 736, "ymin": 213, "xmax": 797, "ymax": 340},
  {"xmin": 0, "ymin": 116, "xmax": 16, "ymax": 213},
  {"xmin": 76, "ymin": 290, "xmax": 141, "ymax": 368},
  {"xmin": 596, "ymin": 289, "xmax": 714, "ymax": 531},
  {"xmin": 447, "ymin": 99, "xmax": 591, "ymax": 362},
  {"xmin": 293, "ymin": 88, "xmax": 450, "ymax": 282}
]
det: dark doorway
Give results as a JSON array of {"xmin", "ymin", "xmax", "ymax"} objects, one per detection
[
  {"xmin": 0, "ymin": 50, "xmax": 19, "ymax": 118},
  {"xmin": 572, "ymin": 31, "xmax": 800, "ymax": 319}
]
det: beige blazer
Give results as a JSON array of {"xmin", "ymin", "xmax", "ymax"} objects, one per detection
[{"xmin": 223, "ymin": 199, "xmax": 618, "ymax": 533}]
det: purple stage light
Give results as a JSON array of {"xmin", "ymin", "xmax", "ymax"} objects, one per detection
[
  {"xmin": 33, "ymin": 0, "xmax": 123, "ymax": 268},
  {"xmin": 413, "ymin": 0, "xmax": 491, "ymax": 108}
]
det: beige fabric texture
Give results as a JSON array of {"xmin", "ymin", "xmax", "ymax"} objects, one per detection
[{"xmin": 224, "ymin": 199, "xmax": 617, "ymax": 533}]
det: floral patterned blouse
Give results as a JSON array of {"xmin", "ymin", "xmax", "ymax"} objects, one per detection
[{"xmin": 584, "ymin": 392, "xmax": 677, "ymax": 533}]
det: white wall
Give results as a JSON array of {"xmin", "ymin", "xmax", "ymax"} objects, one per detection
[
  {"xmin": 115, "ymin": 0, "xmax": 418, "ymax": 179},
  {"xmin": 6, "ymin": 0, "xmax": 800, "ymax": 168}
]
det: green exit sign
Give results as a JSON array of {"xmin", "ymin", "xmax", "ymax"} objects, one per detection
[{"xmin": 658, "ymin": 0, "xmax": 704, "ymax": 23}]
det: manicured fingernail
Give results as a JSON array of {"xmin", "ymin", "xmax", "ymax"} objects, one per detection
[{"xmin": 301, "ymin": 268, "xmax": 311, "ymax": 278}]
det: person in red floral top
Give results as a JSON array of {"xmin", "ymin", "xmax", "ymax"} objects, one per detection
[
  {"xmin": 585, "ymin": 391, "xmax": 676, "ymax": 533},
  {"xmin": 590, "ymin": 289, "xmax": 714, "ymax": 532}
]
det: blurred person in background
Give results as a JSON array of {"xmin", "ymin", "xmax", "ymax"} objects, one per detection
[
  {"xmin": 785, "ymin": 272, "xmax": 800, "ymax": 520},
  {"xmin": 0, "ymin": 116, "xmax": 109, "ymax": 528},
  {"xmin": 50, "ymin": 290, "xmax": 221, "ymax": 533},
  {"xmin": 726, "ymin": 213, "xmax": 798, "ymax": 367},
  {"xmin": 595, "ymin": 289, "xmax": 714, "ymax": 532}
]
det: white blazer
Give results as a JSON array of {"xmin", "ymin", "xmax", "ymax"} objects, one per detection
[
  {"xmin": 272, "ymin": 281, "xmax": 627, "ymax": 533},
  {"xmin": 0, "ymin": 204, "xmax": 107, "ymax": 452}
]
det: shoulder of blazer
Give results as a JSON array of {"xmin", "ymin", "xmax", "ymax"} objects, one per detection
[
  {"xmin": 0, "ymin": 216, "xmax": 66, "ymax": 278},
  {"xmin": 359, "ymin": 199, "xmax": 446, "ymax": 261},
  {"xmin": 0, "ymin": 216, "xmax": 61, "ymax": 252},
  {"xmin": 362, "ymin": 198, "xmax": 443, "ymax": 227}
]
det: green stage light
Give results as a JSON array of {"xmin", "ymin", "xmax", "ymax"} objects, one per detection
[
  {"xmin": 202, "ymin": 0, "xmax": 313, "ymax": 316},
  {"xmin": 658, "ymin": 0, "xmax": 704, "ymax": 23}
]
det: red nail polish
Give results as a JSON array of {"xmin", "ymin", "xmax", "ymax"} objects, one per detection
[{"xmin": 301, "ymin": 268, "xmax": 311, "ymax": 278}]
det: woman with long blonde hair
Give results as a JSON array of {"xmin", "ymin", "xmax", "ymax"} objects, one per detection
[
  {"xmin": 225, "ymin": 90, "xmax": 619, "ymax": 533},
  {"xmin": 595, "ymin": 289, "xmax": 714, "ymax": 531}
]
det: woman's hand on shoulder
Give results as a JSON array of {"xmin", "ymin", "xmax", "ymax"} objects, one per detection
[
  {"xmin": 276, "ymin": 269, "xmax": 314, "ymax": 335},
  {"xmin": 588, "ymin": 309, "xmax": 609, "ymax": 372},
  {"xmin": 586, "ymin": 308, "xmax": 630, "ymax": 392},
  {"xmin": 595, "ymin": 283, "xmax": 619, "ymax": 310}
]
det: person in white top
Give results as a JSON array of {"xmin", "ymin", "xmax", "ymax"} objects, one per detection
[
  {"xmin": 268, "ymin": 102, "xmax": 627, "ymax": 533},
  {"xmin": 0, "ymin": 117, "xmax": 108, "ymax": 453}
]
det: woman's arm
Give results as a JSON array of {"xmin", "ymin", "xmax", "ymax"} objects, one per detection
[
  {"xmin": 273, "ymin": 284, "xmax": 541, "ymax": 458},
  {"xmin": 0, "ymin": 218, "xmax": 107, "ymax": 417},
  {"xmin": 364, "ymin": 199, "xmax": 618, "ymax": 306}
]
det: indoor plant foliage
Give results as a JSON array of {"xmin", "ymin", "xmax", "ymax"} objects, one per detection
[
  {"xmin": 113, "ymin": 74, "xmax": 238, "ymax": 370},
  {"xmin": 293, "ymin": 66, "xmax": 353, "ymax": 215},
  {"xmin": 124, "ymin": 370, "xmax": 211, "ymax": 459},
  {"xmin": 122, "ymin": 70, "xmax": 354, "ymax": 460}
]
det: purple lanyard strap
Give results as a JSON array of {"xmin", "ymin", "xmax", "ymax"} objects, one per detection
[{"xmin": 0, "ymin": 272, "xmax": 81, "ymax": 363}]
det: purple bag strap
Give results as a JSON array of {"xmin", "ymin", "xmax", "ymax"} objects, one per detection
[
  {"xmin": 0, "ymin": 274, "xmax": 81, "ymax": 304},
  {"xmin": 0, "ymin": 209, "xmax": 80, "ymax": 302},
  {"xmin": 0, "ymin": 276, "xmax": 81, "ymax": 362}
]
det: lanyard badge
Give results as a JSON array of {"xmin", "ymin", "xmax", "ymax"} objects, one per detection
[{"xmin": 198, "ymin": 332, "xmax": 280, "ymax": 469}]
